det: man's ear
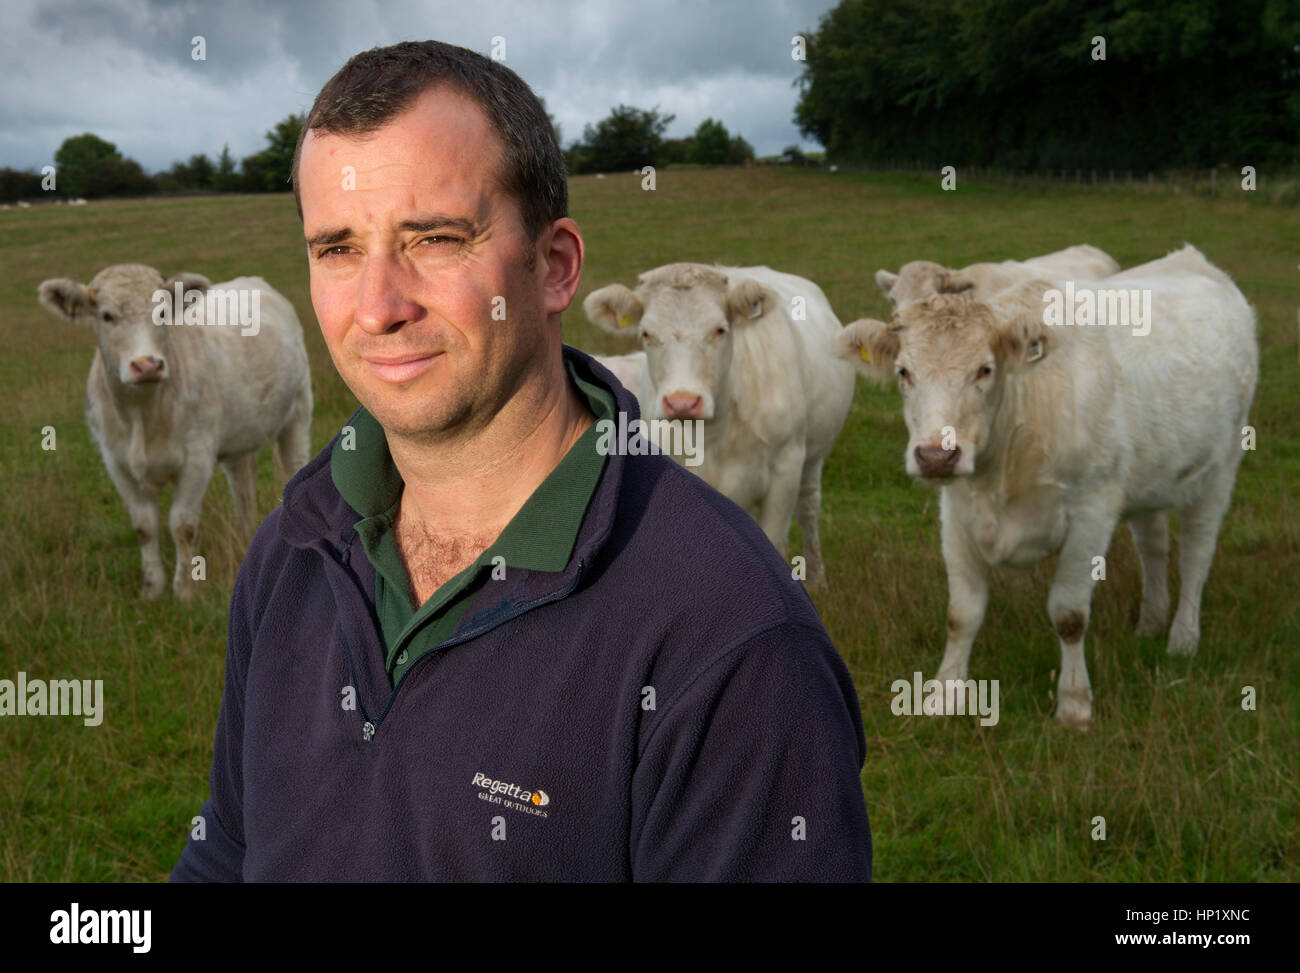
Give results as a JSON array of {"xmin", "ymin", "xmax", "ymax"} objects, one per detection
[
  {"xmin": 989, "ymin": 279, "xmax": 1053, "ymax": 368},
  {"xmin": 583, "ymin": 283, "xmax": 644, "ymax": 334},
  {"xmin": 835, "ymin": 318, "xmax": 900, "ymax": 382},
  {"xmin": 38, "ymin": 278, "xmax": 92, "ymax": 321},
  {"xmin": 874, "ymin": 269, "xmax": 898, "ymax": 298},
  {"xmin": 724, "ymin": 277, "xmax": 773, "ymax": 323}
]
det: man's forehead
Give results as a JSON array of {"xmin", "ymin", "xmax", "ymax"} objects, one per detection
[{"xmin": 299, "ymin": 87, "xmax": 508, "ymax": 222}]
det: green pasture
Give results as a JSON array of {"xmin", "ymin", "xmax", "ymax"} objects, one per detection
[{"xmin": 1, "ymin": 167, "xmax": 1295, "ymax": 880}]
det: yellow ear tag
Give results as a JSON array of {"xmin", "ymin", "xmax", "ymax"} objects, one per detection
[
  {"xmin": 860, "ymin": 347, "xmax": 871, "ymax": 363},
  {"xmin": 618, "ymin": 314, "xmax": 632, "ymax": 328}
]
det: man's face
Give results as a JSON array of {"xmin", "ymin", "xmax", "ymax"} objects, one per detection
[{"xmin": 299, "ymin": 87, "xmax": 548, "ymax": 444}]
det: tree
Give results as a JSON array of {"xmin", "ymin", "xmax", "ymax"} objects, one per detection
[
  {"xmin": 689, "ymin": 118, "xmax": 732, "ymax": 165},
  {"xmin": 0, "ymin": 167, "xmax": 43, "ymax": 202},
  {"xmin": 215, "ymin": 144, "xmax": 237, "ymax": 191},
  {"xmin": 794, "ymin": 0, "xmax": 1300, "ymax": 170},
  {"xmin": 686, "ymin": 119, "xmax": 755, "ymax": 166},
  {"xmin": 570, "ymin": 105, "xmax": 675, "ymax": 173},
  {"xmin": 187, "ymin": 153, "xmax": 215, "ymax": 190},
  {"xmin": 53, "ymin": 133, "xmax": 118, "ymax": 197},
  {"xmin": 53, "ymin": 133, "xmax": 155, "ymax": 197},
  {"xmin": 240, "ymin": 112, "xmax": 304, "ymax": 192}
]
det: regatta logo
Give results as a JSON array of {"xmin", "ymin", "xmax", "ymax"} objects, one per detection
[{"xmin": 472, "ymin": 771, "xmax": 550, "ymax": 818}]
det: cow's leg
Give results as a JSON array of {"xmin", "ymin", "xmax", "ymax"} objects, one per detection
[
  {"xmin": 1168, "ymin": 462, "xmax": 1238, "ymax": 655},
  {"xmin": 169, "ymin": 452, "xmax": 216, "ymax": 600},
  {"xmin": 1128, "ymin": 510, "xmax": 1170, "ymax": 636},
  {"xmin": 220, "ymin": 451, "xmax": 259, "ymax": 542},
  {"xmin": 104, "ymin": 456, "xmax": 165, "ymax": 599},
  {"xmin": 935, "ymin": 491, "xmax": 989, "ymax": 694},
  {"xmin": 796, "ymin": 456, "xmax": 827, "ymax": 588},
  {"xmin": 1047, "ymin": 500, "xmax": 1122, "ymax": 727},
  {"xmin": 758, "ymin": 444, "xmax": 804, "ymax": 564},
  {"xmin": 274, "ymin": 378, "xmax": 313, "ymax": 486}
]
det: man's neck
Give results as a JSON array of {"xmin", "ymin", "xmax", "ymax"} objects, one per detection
[{"xmin": 386, "ymin": 355, "xmax": 596, "ymax": 538}]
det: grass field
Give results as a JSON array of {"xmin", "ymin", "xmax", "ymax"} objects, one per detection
[{"xmin": 1, "ymin": 167, "xmax": 1296, "ymax": 881}]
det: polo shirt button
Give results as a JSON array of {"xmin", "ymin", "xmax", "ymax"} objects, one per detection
[{"xmin": 396, "ymin": 650, "xmax": 409, "ymax": 666}]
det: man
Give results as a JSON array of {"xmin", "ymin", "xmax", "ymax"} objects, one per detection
[{"xmin": 171, "ymin": 40, "xmax": 871, "ymax": 882}]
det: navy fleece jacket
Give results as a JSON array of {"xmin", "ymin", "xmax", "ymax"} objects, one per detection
[{"xmin": 171, "ymin": 345, "xmax": 872, "ymax": 882}]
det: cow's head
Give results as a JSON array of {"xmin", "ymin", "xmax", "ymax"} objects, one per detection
[
  {"xmin": 38, "ymin": 265, "xmax": 211, "ymax": 386},
  {"xmin": 875, "ymin": 260, "xmax": 974, "ymax": 309},
  {"xmin": 836, "ymin": 281, "xmax": 1051, "ymax": 481},
  {"xmin": 584, "ymin": 263, "xmax": 772, "ymax": 420}
]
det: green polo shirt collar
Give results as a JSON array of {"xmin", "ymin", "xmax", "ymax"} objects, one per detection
[{"xmin": 330, "ymin": 357, "xmax": 615, "ymax": 682}]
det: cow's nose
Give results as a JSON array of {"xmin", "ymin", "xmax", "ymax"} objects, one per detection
[
  {"xmin": 129, "ymin": 356, "xmax": 165, "ymax": 382},
  {"xmin": 662, "ymin": 393, "xmax": 703, "ymax": 419},
  {"xmin": 915, "ymin": 444, "xmax": 960, "ymax": 477}
]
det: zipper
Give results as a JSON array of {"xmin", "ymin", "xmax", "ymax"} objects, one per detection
[{"xmin": 335, "ymin": 557, "xmax": 586, "ymax": 742}]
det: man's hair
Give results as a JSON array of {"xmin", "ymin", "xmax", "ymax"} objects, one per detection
[{"xmin": 292, "ymin": 40, "xmax": 567, "ymax": 252}]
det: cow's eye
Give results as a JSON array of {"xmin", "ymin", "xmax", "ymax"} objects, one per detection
[
  {"xmin": 896, "ymin": 366, "xmax": 911, "ymax": 383},
  {"xmin": 100, "ymin": 310, "xmax": 115, "ymax": 324},
  {"xmin": 975, "ymin": 364, "xmax": 992, "ymax": 380},
  {"xmin": 713, "ymin": 326, "xmax": 727, "ymax": 338}
]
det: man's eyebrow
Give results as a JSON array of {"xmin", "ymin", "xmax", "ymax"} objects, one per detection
[
  {"xmin": 305, "ymin": 217, "xmax": 481, "ymax": 250},
  {"xmin": 305, "ymin": 226, "xmax": 352, "ymax": 249},
  {"xmin": 398, "ymin": 215, "xmax": 481, "ymax": 236}
]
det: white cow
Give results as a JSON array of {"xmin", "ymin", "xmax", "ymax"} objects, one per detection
[
  {"xmin": 586, "ymin": 264, "xmax": 855, "ymax": 586},
  {"xmin": 591, "ymin": 350, "xmax": 652, "ymax": 406},
  {"xmin": 876, "ymin": 244, "xmax": 1120, "ymax": 308},
  {"xmin": 38, "ymin": 264, "xmax": 313, "ymax": 599},
  {"xmin": 837, "ymin": 245, "xmax": 1257, "ymax": 726}
]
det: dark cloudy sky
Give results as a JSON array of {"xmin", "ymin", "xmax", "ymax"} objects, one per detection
[{"xmin": 1, "ymin": 0, "xmax": 838, "ymax": 173}]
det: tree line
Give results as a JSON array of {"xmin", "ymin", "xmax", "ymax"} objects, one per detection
[
  {"xmin": 0, "ymin": 104, "xmax": 756, "ymax": 202},
  {"xmin": 794, "ymin": 0, "xmax": 1300, "ymax": 171}
]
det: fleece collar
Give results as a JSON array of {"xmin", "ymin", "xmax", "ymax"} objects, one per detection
[{"xmin": 276, "ymin": 345, "xmax": 639, "ymax": 595}]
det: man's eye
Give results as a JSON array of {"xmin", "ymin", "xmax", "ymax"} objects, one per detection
[
  {"xmin": 420, "ymin": 235, "xmax": 461, "ymax": 247},
  {"xmin": 316, "ymin": 245, "xmax": 352, "ymax": 259}
]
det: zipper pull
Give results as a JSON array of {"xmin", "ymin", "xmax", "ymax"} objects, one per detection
[{"xmin": 362, "ymin": 721, "xmax": 376, "ymax": 742}]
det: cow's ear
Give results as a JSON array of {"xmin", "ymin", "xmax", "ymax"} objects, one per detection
[
  {"xmin": 989, "ymin": 279, "xmax": 1052, "ymax": 368},
  {"xmin": 835, "ymin": 318, "xmax": 899, "ymax": 382},
  {"xmin": 38, "ymin": 278, "xmax": 92, "ymax": 321},
  {"xmin": 874, "ymin": 269, "xmax": 898, "ymax": 298},
  {"xmin": 725, "ymin": 278, "xmax": 773, "ymax": 324},
  {"xmin": 583, "ymin": 284, "xmax": 644, "ymax": 334},
  {"xmin": 938, "ymin": 270, "xmax": 975, "ymax": 294},
  {"xmin": 163, "ymin": 272, "xmax": 211, "ymax": 296}
]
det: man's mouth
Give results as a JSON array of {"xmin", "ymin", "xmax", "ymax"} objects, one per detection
[{"xmin": 362, "ymin": 352, "xmax": 442, "ymax": 383}]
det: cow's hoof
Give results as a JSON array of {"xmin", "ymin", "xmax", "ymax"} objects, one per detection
[
  {"xmin": 141, "ymin": 582, "xmax": 165, "ymax": 601},
  {"xmin": 1166, "ymin": 624, "xmax": 1199, "ymax": 656},
  {"xmin": 1054, "ymin": 689, "xmax": 1092, "ymax": 728},
  {"xmin": 173, "ymin": 581, "xmax": 196, "ymax": 602},
  {"xmin": 1134, "ymin": 607, "xmax": 1167, "ymax": 637}
]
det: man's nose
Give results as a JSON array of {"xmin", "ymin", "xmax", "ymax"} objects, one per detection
[{"xmin": 354, "ymin": 252, "xmax": 423, "ymax": 334}]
